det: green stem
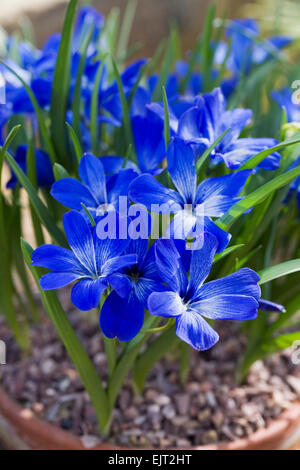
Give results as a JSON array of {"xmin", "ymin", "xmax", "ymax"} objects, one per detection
[{"xmin": 104, "ymin": 337, "xmax": 117, "ymax": 376}]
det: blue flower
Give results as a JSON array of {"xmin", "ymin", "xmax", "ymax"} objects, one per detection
[
  {"xmin": 177, "ymin": 88, "xmax": 281, "ymax": 170},
  {"xmin": 100, "ymin": 238, "xmax": 166, "ymax": 342},
  {"xmin": 147, "ymin": 88, "xmax": 280, "ymax": 170},
  {"xmin": 31, "ymin": 210, "xmax": 137, "ymax": 311},
  {"xmin": 51, "ymin": 153, "xmax": 137, "ymax": 215},
  {"xmin": 271, "ymin": 88, "xmax": 300, "ymax": 123},
  {"xmin": 148, "ymin": 232, "xmax": 261, "ymax": 350},
  {"xmin": 6, "ymin": 145, "xmax": 54, "ymax": 189},
  {"xmin": 84, "ymin": 59, "xmax": 148, "ymax": 128},
  {"xmin": 129, "ymin": 137, "xmax": 251, "ymax": 252}
]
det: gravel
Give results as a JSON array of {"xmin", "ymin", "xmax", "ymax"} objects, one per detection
[{"xmin": 0, "ymin": 306, "xmax": 299, "ymax": 448}]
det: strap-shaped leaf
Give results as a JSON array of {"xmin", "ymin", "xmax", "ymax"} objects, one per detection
[
  {"xmin": 4, "ymin": 149, "xmax": 66, "ymax": 245},
  {"xmin": 258, "ymin": 259, "xmax": 300, "ymax": 285},
  {"xmin": 50, "ymin": 0, "xmax": 78, "ymax": 166},
  {"xmin": 218, "ymin": 164, "xmax": 300, "ymax": 230}
]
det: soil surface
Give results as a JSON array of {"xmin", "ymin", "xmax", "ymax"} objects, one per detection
[{"xmin": 0, "ymin": 305, "xmax": 299, "ymax": 448}]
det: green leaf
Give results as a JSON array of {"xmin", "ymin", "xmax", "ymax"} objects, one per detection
[
  {"xmin": 258, "ymin": 259, "xmax": 300, "ymax": 285},
  {"xmin": 201, "ymin": 3, "xmax": 216, "ymax": 91},
  {"xmin": 21, "ymin": 238, "xmax": 110, "ymax": 435},
  {"xmin": 196, "ymin": 128, "xmax": 230, "ymax": 174},
  {"xmin": 26, "ymin": 138, "xmax": 37, "ymax": 187},
  {"xmin": 90, "ymin": 58, "xmax": 106, "ymax": 155},
  {"xmin": 152, "ymin": 29, "xmax": 176, "ymax": 101},
  {"xmin": 218, "ymin": 164, "xmax": 300, "ymax": 230},
  {"xmin": 103, "ymin": 8, "xmax": 120, "ymax": 55},
  {"xmin": 162, "ymin": 86, "xmax": 170, "ymax": 149},
  {"xmin": 0, "ymin": 124, "xmax": 21, "ymax": 175},
  {"xmin": 267, "ymin": 291, "xmax": 300, "ymax": 336},
  {"xmin": 71, "ymin": 25, "xmax": 94, "ymax": 141},
  {"xmin": 133, "ymin": 327, "xmax": 179, "ymax": 393},
  {"xmin": 80, "ymin": 203, "xmax": 96, "ymax": 227},
  {"xmin": 107, "ymin": 315, "xmax": 159, "ymax": 409},
  {"xmin": 53, "ymin": 163, "xmax": 70, "ymax": 181},
  {"xmin": 116, "ymin": 0, "xmax": 137, "ymax": 62},
  {"xmin": 262, "ymin": 332, "xmax": 300, "ymax": 354},
  {"xmin": 240, "ymin": 131, "xmax": 300, "ymax": 170},
  {"xmin": 66, "ymin": 122, "xmax": 83, "ymax": 164},
  {"xmin": 50, "ymin": 0, "xmax": 78, "ymax": 166},
  {"xmin": 213, "ymin": 243, "xmax": 244, "ymax": 264},
  {"xmin": 111, "ymin": 57, "xmax": 135, "ymax": 155},
  {"xmin": 4, "ymin": 149, "xmax": 66, "ymax": 246},
  {"xmin": 0, "ymin": 126, "xmax": 29, "ymax": 350}
]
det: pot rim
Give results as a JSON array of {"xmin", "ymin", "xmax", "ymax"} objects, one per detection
[{"xmin": 0, "ymin": 387, "xmax": 299, "ymax": 450}]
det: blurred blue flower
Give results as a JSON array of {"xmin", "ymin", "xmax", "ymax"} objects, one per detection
[
  {"xmin": 215, "ymin": 19, "xmax": 291, "ymax": 76},
  {"xmin": 6, "ymin": 145, "xmax": 54, "ymax": 189},
  {"xmin": 271, "ymin": 87, "xmax": 300, "ymax": 123},
  {"xmin": 31, "ymin": 210, "xmax": 137, "ymax": 311},
  {"xmin": 148, "ymin": 232, "xmax": 261, "ymax": 350}
]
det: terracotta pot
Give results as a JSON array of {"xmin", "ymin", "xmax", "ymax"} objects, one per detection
[{"xmin": 0, "ymin": 387, "xmax": 299, "ymax": 450}]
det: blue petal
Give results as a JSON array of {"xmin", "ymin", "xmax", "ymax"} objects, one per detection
[
  {"xmin": 258, "ymin": 299, "xmax": 285, "ymax": 313},
  {"xmin": 100, "ymin": 291, "xmax": 144, "ymax": 341},
  {"xmin": 51, "ymin": 178, "xmax": 96, "ymax": 210},
  {"xmin": 108, "ymin": 169, "xmax": 138, "ymax": 205},
  {"xmin": 126, "ymin": 238, "xmax": 149, "ymax": 262},
  {"xmin": 192, "ymin": 294, "xmax": 259, "ymax": 320},
  {"xmin": 154, "ymin": 238, "xmax": 188, "ymax": 294},
  {"xmin": 129, "ymin": 174, "xmax": 184, "ymax": 212},
  {"xmin": 71, "ymin": 278, "xmax": 107, "ymax": 311},
  {"xmin": 166, "ymin": 209, "xmax": 197, "ymax": 240},
  {"xmin": 147, "ymin": 102, "xmax": 179, "ymax": 133},
  {"xmin": 177, "ymin": 106, "xmax": 204, "ymax": 143},
  {"xmin": 100, "ymin": 156, "xmax": 127, "ymax": 175},
  {"xmin": 195, "ymin": 170, "xmax": 251, "ymax": 203},
  {"xmin": 187, "ymin": 232, "xmax": 218, "ymax": 301},
  {"xmin": 203, "ymin": 217, "xmax": 231, "ymax": 253},
  {"xmin": 63, "ymin": 211, "xmax": 97, "ymax": 274},
  {"xmin": 148, "ymin": 291, "xmax": 185, "ymax": 318},
  {"xmin": 79, "ymin": 153, "xmax": 107, "ymax": 205},
  {"xmin": 167, "ymin": 138, "xmax": 197, "ymax": 204},
  {"xmin": 197, "ymin": 268, "xmax": 261, "ymax": 301},
  {"xmin": 93, "ymin": 223, "xmax": 131, "ymax": 270},
  {"xmin": 222, "ymin": 138, "xmax": 280, "ymax": 170},
  {"xmin": 31, "ymin": 244, "xmax": 82, "ymax": 272},
  {"xmin": 40, "ymin": 272, "xmax": 82, "ymax": 290},
  {"xmin": 198, "ymin": 195, "xmax": 242, "ymax": 217},
  {"xmin": 101, "ymin": 254, "xmax": 137, "ymax": 277},
  {"xmin": 219, "ymin": 108, "xmax": 252, "ymax": 147},
  {"xmin": 107, "ymin": 273, "xmax": 132, "ymax": 298},
  {"xmin": 133, "ymin": 278, "xmax": 167, "ymax": 306},
  {"xmin": 132, "ymin": 114, "xmax": 165, "ymax": 172},
  {"xmin": 175, "ymin": 310, "xmax": 219, "ymax": 350}
]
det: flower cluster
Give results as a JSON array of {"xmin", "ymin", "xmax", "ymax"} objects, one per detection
[{"xmin": 1, "ymin": 6, "xmax": 291, "ymax": 352}]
